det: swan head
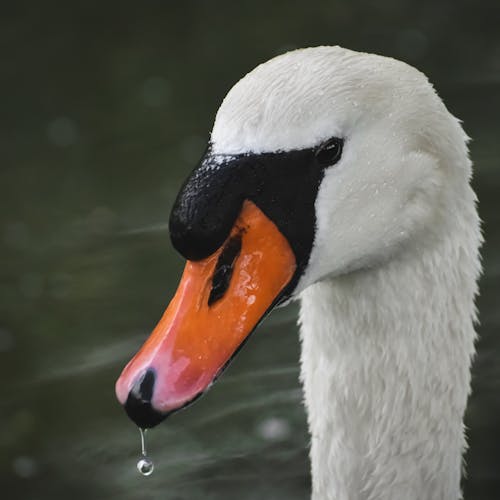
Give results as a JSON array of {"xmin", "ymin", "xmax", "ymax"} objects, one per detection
[{"xmin": 116, "ymin": 46, "xmax": 469, "ymax": 428}]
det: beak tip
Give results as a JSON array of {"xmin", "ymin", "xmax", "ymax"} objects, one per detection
[
  {"xmin": 124, "ymin": 392, "xmax": 168, "ymax": 429},
  {"xmin": 116, "ymin": 368, "xmax": 168, "ymax": 428}
]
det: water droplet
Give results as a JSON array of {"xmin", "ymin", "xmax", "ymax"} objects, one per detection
[
  {"xmin": 137, "ymin": 428, "xmax": 154, "ymax": 476},
  {"xmin": 137, "ymin": 456, "xmax": 154, "ymax": 476}
]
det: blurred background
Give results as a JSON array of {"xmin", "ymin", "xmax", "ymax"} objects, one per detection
[{"xmin": 1, "ymin": 1, "xmax": 499, "ymax": 499}]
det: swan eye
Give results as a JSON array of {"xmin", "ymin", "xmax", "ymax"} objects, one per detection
[{"xmin": 315, "ymin": 137, "xmax": 343, "ymax": 166}]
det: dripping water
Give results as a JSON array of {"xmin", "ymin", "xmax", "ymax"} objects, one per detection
[{"xmin": 136, "ymin": 428, "xmax": 154, "ymax": 476}]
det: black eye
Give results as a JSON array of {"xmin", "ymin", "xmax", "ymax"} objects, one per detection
[{"xmin": 315, "ymin": 137, "xmax": 343, "ymax": 166}]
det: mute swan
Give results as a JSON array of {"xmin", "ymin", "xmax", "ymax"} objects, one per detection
[{"xmin": 116, "ymin": 46, "xmax": 482, "ymax": 500}]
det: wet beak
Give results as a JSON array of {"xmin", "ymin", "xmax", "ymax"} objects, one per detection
[{"xmin": 115, "ymin": 200, "xmax": 296, "ymax": 428}]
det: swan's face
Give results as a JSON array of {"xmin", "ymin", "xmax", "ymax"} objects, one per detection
[
  {"xmin": 116, "ymin": 47, "xmax": 449, "ymax": 428},
  {"xmin": 210, "ymin": 46, "xmax": 447, "ymax": 289}
]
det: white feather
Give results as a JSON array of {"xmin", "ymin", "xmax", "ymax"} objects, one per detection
[{"xmin": 212, "ymin": 46, "xmax": 482, "ymax": 500}]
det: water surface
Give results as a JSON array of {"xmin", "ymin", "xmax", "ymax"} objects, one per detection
[{"xmin": 1, "ymin": 2, "xmax": 499, "ymax": 499}]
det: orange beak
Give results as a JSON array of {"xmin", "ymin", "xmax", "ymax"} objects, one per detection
[{"xmin": 115, "ymin": 200, "xmax": 296, "ymax": 427}]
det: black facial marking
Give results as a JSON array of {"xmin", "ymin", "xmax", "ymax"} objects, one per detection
[
  {"xmin": 169, "ymin": 148, "xmax": 244, "ymax": 262},
  {"xmin": 208, "ymin": 232, "xmax": 243, "ymax": 306},
  {"xmin": 169, "ymin": 138, "xmax": 344, "ymax": 300}
]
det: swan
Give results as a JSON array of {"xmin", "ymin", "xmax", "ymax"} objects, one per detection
[{"xmin": 115, "ymin": 46, "xmax": 482, "ymax": 500}]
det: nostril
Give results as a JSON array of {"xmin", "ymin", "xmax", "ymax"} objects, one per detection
[{"xmin": 124, "ymin": 368, "xmax": 166, "ymax": 429}]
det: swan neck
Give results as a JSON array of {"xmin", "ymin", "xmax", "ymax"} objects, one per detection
[{"xmin": 299, "ymin": 238, "xmax": 478, "ymax": 500}]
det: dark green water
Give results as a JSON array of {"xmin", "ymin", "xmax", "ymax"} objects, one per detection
[{"xmin": 1, "ymin": 2, "xmax": 499, "ymax": 499}]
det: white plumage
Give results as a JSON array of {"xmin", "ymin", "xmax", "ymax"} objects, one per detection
[{"xmin": 212, "ymin": 46, "xmax": 482, "ymax": 500}]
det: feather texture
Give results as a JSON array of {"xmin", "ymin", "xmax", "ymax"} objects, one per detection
[{"xmin": 211, "ymin": 46, "xmax": 482, "ymax": 499}]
